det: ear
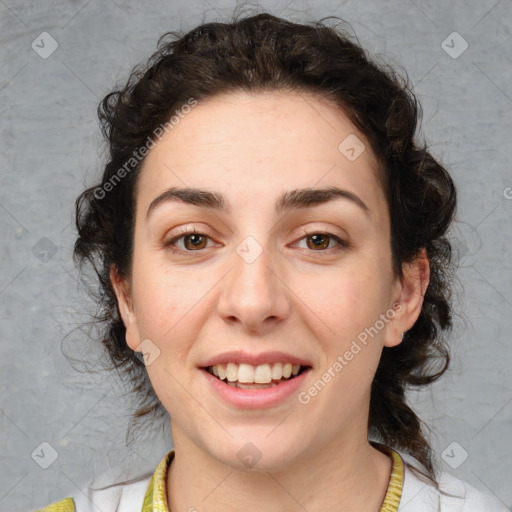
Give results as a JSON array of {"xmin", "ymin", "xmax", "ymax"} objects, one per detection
[
  {"xmin": 110, "ymin": 265, "xmax": 141, "ymax": 352},
  {"xmin": 384, "ymin": 247, "xmax": 430, "ymax": 348}
]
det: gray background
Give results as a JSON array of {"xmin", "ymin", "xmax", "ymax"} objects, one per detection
[{"xmin": 1, "ymin": 0, "xmax": 511, "ymax": 510}]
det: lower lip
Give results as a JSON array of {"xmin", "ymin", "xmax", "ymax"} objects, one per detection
[{"xmin": 200, "ymin": 367, "xmax": 312, "ymax": 409}]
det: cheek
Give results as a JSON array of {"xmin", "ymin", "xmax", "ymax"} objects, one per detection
[
  {"xmin": 302, "ymin": 264, "xmax": 390, "ymax": 400},
  {"xmin": 294, "ymin": 258, "xmax": 391, "ymax": 339},
  {"xmin": 134, "ymin": 274, "xmax": 177, "ymax": 334},
  {"xmin": 131, "ymin": 257, "xmax": 214, "ymax": 349}
]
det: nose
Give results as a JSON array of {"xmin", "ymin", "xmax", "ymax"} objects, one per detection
[{"xmin": 217, "ymin": 237, "xmax": 291, "ymax": 334}]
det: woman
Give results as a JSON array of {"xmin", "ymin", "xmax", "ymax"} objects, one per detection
[{"xmin": 36, "ymin": 12, "xmax": 506, "ymax": 512}]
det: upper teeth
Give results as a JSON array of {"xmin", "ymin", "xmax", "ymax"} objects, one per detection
[{"xmin": 209, "ymin": 362, "xmax": 302, "ymax": 384}]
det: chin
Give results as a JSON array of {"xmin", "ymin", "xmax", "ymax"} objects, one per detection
[{"xmin": 210, "ymin": 435, "xmax": 302, "ymax": 473}]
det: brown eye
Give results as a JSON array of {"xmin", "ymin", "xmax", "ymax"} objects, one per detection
[
  {"xmin": 164, "ymin": 231, "xmax": 216, "ymax": 255},
  {"xmin": 306, "ymin": 233, "xmax": 332, "ymax": 250},
  {"xmin": 183, "ymin": 233, "xmax": 207, "ymax": 250},
  {"xmin": 293, "ymin": 231, "xmax": 349, "ymax": 255}
]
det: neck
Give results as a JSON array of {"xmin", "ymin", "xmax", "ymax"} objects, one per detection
[{"xmin": 167, "ymin": 429, "xmax": 392, "ymax": 512}]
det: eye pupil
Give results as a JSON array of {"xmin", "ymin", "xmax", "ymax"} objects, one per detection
[
  {"xmin": 185, "ymin": 234, "xmax": 207, "ymax": 250},
  {"xmin": 307, "ymin": 234, "xmax": 329, "ymax": 250}
]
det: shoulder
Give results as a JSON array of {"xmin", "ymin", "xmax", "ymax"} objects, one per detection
[
  {"xmin": 32, "ymin": 450, "xmax": 174, "ymax": 512},
  {"xmin": 32, "ymin": 474, "xmax": 151, "ymax": 512},
  {"xmin": 399, "ymin": 456, "xmax": 508, "ymax": 512}
]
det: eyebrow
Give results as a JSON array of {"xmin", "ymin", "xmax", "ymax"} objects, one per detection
[{"xmin": 146, "ymin": 186, "xmax": 370, "ymax": 220}]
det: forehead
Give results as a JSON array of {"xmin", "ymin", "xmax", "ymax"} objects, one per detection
[{"xmin": 136, "ymin": 90, "xmax": 386, "ymax": 218}]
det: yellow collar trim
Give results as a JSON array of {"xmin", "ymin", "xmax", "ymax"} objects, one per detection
[
  {"xmin": 141, "ymin": 450, "xmax": 173, "ymax": 512},
  {"xmin": 378, "ymin": 445, "xmax": 404, "ymax": 512},
  {"xmin": 142, "ymin": 446, "xmax": 404, "ymax": 512}
]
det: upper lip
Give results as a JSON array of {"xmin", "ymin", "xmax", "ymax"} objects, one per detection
[{"xmin": 199, "ymin": 350, "xmax": 313, "ymax": 368}]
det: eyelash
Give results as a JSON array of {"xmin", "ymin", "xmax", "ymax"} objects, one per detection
[{"xmin": 163, "ymin": 228, "xmax": 350, "ymax": 256}]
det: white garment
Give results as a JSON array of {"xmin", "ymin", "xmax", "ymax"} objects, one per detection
[
  {"xmin": 399, "ymin": 459, "xmax": 508, "ymax": 511},
  {"xmin": 64, "ymin": 449, "xmax": 508, "ymax": 512}
]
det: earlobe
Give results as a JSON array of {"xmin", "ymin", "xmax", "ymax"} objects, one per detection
[
  {"xmin": 109, "ymin": 265, "xmax": 141, "ymax": 351},
  {"xmin": 384, "ymin": 248, "xmax": 430, "ymax": 348}
]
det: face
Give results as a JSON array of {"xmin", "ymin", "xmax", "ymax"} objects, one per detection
[{"xmin": 112, "ymin": 90, "xmax": 428, "ymax": 471}]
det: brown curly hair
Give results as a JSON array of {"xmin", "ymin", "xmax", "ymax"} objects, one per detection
[{"xmin": 73, "ymin": 11, "xmax": 457, "ymax": 485}]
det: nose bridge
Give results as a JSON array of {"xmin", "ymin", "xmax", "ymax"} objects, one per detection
[{"xmin": 217, "ymin": 233, "xmax": 289, "ymax": 328}]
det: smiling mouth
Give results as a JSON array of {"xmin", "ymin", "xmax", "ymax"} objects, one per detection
[{"xmin": 202, "ymin": 365, "xmax": 311, "ymax": 389}]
